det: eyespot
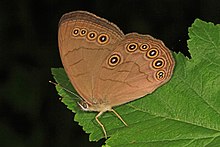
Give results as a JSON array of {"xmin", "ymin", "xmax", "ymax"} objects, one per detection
[
  {"xmin": 140, "ymin": 43, "xmax": 150, "ymax": 51},
  {"xmin": 80, "ymin": 29, "xmax": 87, "ymax": 36},
  {"xmin": 72, "ymin": 28, "xmax": 80, "ymax": 37},
  {"xmin": 126, "ymin": 43, "xmax": 138, "ymax": 52},
  {"xmin": 156, "ymin": 70, "xmax": 166, "ymax": 80},
  {"xmin": 152, "ymin": 58, "xmax": 165, "ymax": 69},
  {"xmin": 97, "ymin": 34, "xmax": 109, "ymax": 44},
  {"xmin": 108, "ymin": 54, "xmax": 121, "ymax": 67},
  {"xmin": 87, "ymin": 31, "xmax": 97, "ymax": 40},
  {"xmin": 146, "ymin": 48, "xmax": 159, "ymax": 58}
]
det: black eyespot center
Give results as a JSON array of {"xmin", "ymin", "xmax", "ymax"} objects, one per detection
[
  {"xmin": 81, "ymin": 30, "xmax": 86, "ymax": 34},
  {"xmin": 156, "ymin": 60, "xmax": 163, "ymax": 66},
  {"xmin": 108, "ymin": 54, "xmax": 121, "ymax": 67},
  {"xmin": 140, "ymin": 43, "xmax": 150, "ymax": 51},
  {"xmin": 146, "ymin": 48, "xmax": 159, "ymax": 58},
  {"xmin": 89, "ymin": 33, "xmax": 95, "ymax": 38},
  {"xmin": 127, "ymin": 43, "xmax": 138, "ymax": 52},
  {"xmin": 158, "ymin": 71, "xmax": 164, "ymax": 77},
  {"xmin": 156, "ymin": 70, "xmax": 166, "ymax": 80},
  {"xmin": 100, "ymin": 35, "xmax": 107, "ymax": 42},
  {"xmin": 142, "ymin": 45, "xmax": 147, "ymax": 48},
  {"xmin": 80, "ymin": 29, "xmax": 87, "ymax": 36},
  {"xmin": 72, "ymin": 28, "xmax": 80, "ymax": 36},
  {"xmin": 87, "ymin": 31, "xmax": 97, "ymax": 40},
  {"xmin": 98, "ymin": 34, "xmax": 109, "ymax": 44},
  {"xmin": 149, "ymin": 50, "xmax": 156, "ymax": 56},
  {"xmin": 152, "ymin": 58, "xmax": 165, "ymax": 69},
  {"xmin": 129, "ymin": 45, "xmax": 136, "ymax": 49},
  {"xmin": 111, "ymin": 57, "xmax": 118, "ymax": 63},
  {"xmin": 74, "ymin": 30, "xmax": 78, "ymax": 34}
]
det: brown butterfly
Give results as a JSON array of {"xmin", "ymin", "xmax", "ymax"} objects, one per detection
[{"xmin": 58, "ymin": 11, "xmax": 175, "ymax": 138}]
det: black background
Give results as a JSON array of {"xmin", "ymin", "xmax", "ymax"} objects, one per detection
[{"xmin": 0, "ymin": 0, "xmax": 219, "ymax": 147}]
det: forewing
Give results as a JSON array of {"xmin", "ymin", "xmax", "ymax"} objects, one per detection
[{"xmin": 58, "ymin": 11, "xmax": 124, "ymax": 104}]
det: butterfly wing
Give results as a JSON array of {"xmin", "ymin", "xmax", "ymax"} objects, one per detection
[
  {"xmin": 58, "ymin": 11, "xmax": 124, "ymax": 105},
  {"xmin": 94, "ymin": 33, "xmax": 175, "ymax": 107}
]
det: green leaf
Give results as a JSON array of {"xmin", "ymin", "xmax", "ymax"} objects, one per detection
[{"xmin": 51, "ymin": 19, "xmax": 220, "ymax": 146}]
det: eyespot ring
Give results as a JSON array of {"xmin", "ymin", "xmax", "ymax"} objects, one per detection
[
  {"xmin": 80, "ymin": 28, "xmax": 87, "ymax": 36},
  {"xmin": 97, "ymin": 34, "xmax": 109, "ymax": 44},
  {"xmin": 87, "ymin": 31, "xmax": 97, "ymax": 40},
  {"xmin": 108, "ymin": 54, "xmax": 121, "ymax": 67},
  {"xmin": 72, "ymin": 28, "xmax": 80, "ymax": 37},
  {"xmin": 126, "ymin": 43, "xmax": 138, "ymax": 52},
  {"xmin": 140, "ymin": 43, "xmax": 150, "ymax": 51},
  {"xmin": 156, "ymin": 70, "xmax": 166, "ymax": 80},
  {"xmin": 146, "ymin": 48, "xmax": 159, "ymax": 58},
  {"xmin": 152, "ymin": 58, "xmax": 165, "ymax": 69}
]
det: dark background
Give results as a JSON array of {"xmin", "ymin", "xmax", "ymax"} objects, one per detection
[{"xmin": 0, "ymin": 0, "xmax": 219, "ymax": 147}]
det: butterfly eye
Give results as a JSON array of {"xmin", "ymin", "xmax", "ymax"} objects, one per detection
[
  {"xmin": 140, "ymin": 43, "xmax": 150, "ymax": 51},
  {"xmin": 87, "ymin": 31, "xmax": 97, "ymax": 40},
  {"xmin": 78, "ymin": 101, "xmax": 89, "ymax": 111},
  {"xmin": 108, "ymin": 54, "xmax": 121, "ymax": 67},
  {"xmin": 80, "ymin": 29, "xmax": 87, "ymax": 36},
  {"xmin": 156, "ymin": 70, "xmax": 166, "ymax": 80},
  {"xmin": 126, "ymin": 43, "xmax": 138, "ymax": 52},
  {"xmin": 72, "ymin": 28, "xmax": 80, "ymax": 36},
  {"xmin": 146, "ymin": 48, "xmax": 159, "ymax": 58},
  {"xmin": 97, "ymin": 34, "xmax": 109, "ymax": 44},
  {"xmin": 152, "ymin": 58, "xmax": 165, "ymax": 69}
]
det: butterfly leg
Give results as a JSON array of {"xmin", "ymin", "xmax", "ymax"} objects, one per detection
[
  {"xmin": 95, "ymin": 111, "xmax": 107, "ymax": 138},
  {"xmin": 110, "ymin": 109, "xmax": 128, "ymax": 126}
]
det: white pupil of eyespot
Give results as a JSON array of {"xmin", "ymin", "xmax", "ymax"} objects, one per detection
[
  {"xmin": 150, "ymin": 51, "xmax": 156, "ymax": 55},
  {"xmin": 112, "ymin": 58, "xmax": 116, "ymax": 62},
  {"xmin": 156, "ymin": 61, "xmax": 162, "ymax": 66},
  {"xmin": 130, "ymin": 45, "xmax": 135, "ymax": 49},
  {"xmin": 101, "ymin": 36, "xmax": 106, "ymax": 41}
]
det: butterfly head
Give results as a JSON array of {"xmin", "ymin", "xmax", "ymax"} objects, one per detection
[
  {"xmin": 77, "ymin": 101, "xmax": 90, "ymax": 111},
  {"xmin": 77, "ymin": 100, "xmax": 112, "ymax": 112}
]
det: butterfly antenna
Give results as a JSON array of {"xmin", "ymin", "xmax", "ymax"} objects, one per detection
[{"xmin": 49, "ymin": 81, "xmax": 82, "ymax": 100}]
